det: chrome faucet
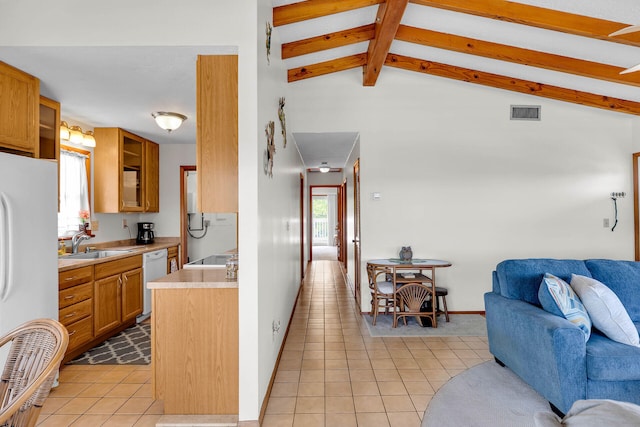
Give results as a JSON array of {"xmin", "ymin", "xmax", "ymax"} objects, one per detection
[{"xmin": 71, "ymin": 230, "xmax": 92, "ymax": 254}]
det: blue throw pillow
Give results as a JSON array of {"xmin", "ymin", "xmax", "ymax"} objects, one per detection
[{"xmin": 538, "ymin": 273, "xmax": 591, "ymax": 341}]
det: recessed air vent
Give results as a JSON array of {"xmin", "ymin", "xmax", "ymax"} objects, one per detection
[{"xmin": 510, "ymin": 105, "xmax": 541, "ymax": 121}]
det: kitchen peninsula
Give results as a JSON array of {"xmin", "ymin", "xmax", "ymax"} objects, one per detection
[{"xmin": 148, "ymin": 268, "xmax": 238, "ymax": 415}]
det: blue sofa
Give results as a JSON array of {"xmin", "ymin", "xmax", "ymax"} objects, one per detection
[{"xmin": 485, "ymin": 259, "xmax": 640, "ymax": 414}]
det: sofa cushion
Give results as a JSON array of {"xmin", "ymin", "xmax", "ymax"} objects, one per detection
[
  {"xmin": 571, "ymin": 274, "xmax": 639, "ymax": 347},
  {"xmin": 496, "ymin": 259, "xmax": 591, "ymax": 306},
  {"xmin": 585, "ymin": 260, "xmax": 640, "ymax": 322},
  {"xmin": 586, "ymin": 332, "xmax": 640, "ymax": 381},
  {"xmin": 538, "ymin": 273, "xmax": 591, "ymax": 341}
]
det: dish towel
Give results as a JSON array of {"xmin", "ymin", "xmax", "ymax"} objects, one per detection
[{"xmin": 170, "ymin": 258, "xmax": 178, "ymax": 273}]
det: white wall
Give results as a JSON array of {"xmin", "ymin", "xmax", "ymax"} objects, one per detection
[
  {"xmin": 289, "ymin": 67, "xmax": 635, "ymax": 312},
  {"xmin": 0, "ymin": 1, "xmax": 263, "ymax": 422},
  {"xmin": 256, "ymin": 0, "xmax": 306, "ymax": 416}
]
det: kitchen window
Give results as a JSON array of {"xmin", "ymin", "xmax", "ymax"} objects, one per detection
[{"xmin": 58, "ymin": 146, "xmax": 91, "ymax": 236}]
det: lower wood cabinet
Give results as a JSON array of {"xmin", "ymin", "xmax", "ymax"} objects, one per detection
[
  {"xmin": 153, "ymin": 286, "xmax": 238, "ymax": 414},
  {"xmin": 167, "ymin": 245, "xmax": 179, "ymax": 274},
  {"xmin": 58, "ymin": 266, "xmax": 94, "ymax": 359},
  {"xmin": 59, "ymin": 254, "xmax": 143, "ymax": 363},
  {"xmin": 94, "ymin": 255, "xmax": 143, "ymax": 335}
]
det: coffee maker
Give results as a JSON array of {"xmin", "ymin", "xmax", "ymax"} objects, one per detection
[{"xmin": 136, "ymin": 222, "xmax": 155, "ymax": 244}]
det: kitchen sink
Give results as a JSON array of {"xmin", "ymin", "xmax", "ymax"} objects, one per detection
[{"xmin": 61, "ymin": 249, "xmax": 132, "ymax": 260}]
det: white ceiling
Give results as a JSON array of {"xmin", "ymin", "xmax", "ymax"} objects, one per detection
[
  {"xmin": 293, "ymin": 132, "xmax": 358, "ymax": 169},
  {"xmin": 4, "ymin": 0, "xmax": 640, "ymax": 170}
]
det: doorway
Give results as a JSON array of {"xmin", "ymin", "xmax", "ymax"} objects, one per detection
[{"xmin": 310, "ymin": 186, "xmax": 342, "ymax": 261}]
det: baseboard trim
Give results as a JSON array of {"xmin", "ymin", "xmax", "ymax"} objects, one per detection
[{"xmin": 257, "ymin": 280, "xmax": 305, "ymax": 425}]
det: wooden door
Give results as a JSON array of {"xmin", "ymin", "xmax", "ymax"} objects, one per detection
[
  {"xmin": 145, "ymin": 140, "xmax": 160, "ymax": 212},
  {"xmin": 353, "ymin": 159, "xmax": 361, "ymax": 305},
  {"xmin": 121, "ymin": 267, "xmax": 143, "ymax": 322},
  {"xmin": 94, "ymin": 274, "xmax": 122, "ymax": 335}
]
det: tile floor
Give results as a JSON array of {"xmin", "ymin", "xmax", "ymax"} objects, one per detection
[
  {"xmin": 262, "ymin": 260, "xmax": 491, "ymax": 427},
  {"xmin": 37, "ymin": 259, "xmax": 490, "ymax": 426}
]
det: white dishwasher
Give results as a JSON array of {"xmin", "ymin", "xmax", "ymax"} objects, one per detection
[{"xmin": 138, "ymin": 248, "xmax": 168, "ymax": 322}]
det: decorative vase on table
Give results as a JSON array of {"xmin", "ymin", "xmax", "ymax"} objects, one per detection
[{"xmin": 399, "ymin": 246, "xmax": 413, "ymax": 262}]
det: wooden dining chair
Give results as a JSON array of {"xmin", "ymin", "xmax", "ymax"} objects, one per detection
[
  {"xmin": 393, "ymin": 282, "xmax": 437, "ymax": 328},
  {"xmin": 0, "ymin": 318, "xmax": 69, "ymax": 427},
  {"xmin": 366, "ymin": 263, "xmax": 396, "ymax": 325}
]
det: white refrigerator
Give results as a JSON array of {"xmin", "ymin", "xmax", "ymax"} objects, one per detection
[{"xmin": 0, "ymin": 152, "xmax": 59, "ymax": 344}]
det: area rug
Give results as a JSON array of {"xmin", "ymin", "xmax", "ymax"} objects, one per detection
[
  {"xmin": 363, "ymin": 313, "xmax": 487, "ymax": 337},
  {"xmin": 422, "ymin": 361, "xmax": 553, "ymax": 427},
  {"xmin": 67, "ymin": 323, "xmax": 150, "ymax": 365}
]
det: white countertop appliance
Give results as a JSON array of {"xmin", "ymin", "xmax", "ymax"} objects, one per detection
[
  {"xmin": 139, "ymin": 248, "xmax": 167, "ymax": 322},
  {"xmin": 0, "ymin": 152, "xmax": 58, "ymax": 362}
]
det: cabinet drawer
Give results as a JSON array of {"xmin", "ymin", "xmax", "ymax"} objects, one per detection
[
  {"xmin": 65, "ymin": 316, "xmax": 93, "ymax": 352},
  {"xmin": 59, "ymin": 282, "xmax": 93, "ymax": 309},
  {"xmin": 95, "ymin": 255, "xmax": 142, "ymax": 280},
  {"xmin": 59, "ymin": 266, "xmax": 93, "ymax": 290},
  {"xmin": 167, "ymin": 246, "xmax": 178, "ymax": 258},
  {"xmin": 59, "ymin": 299, "xmax": 92, "ymax": 327}
]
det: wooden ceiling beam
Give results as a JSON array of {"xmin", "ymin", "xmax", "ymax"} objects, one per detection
[
  {"xmin": 396, "ymin": 25, "xmax": 640, "ymax": 87},
  {"xmin": 288, "ymin": 53, "xmax": 368, "ymax": 82},
  {"xmin": 282, "ymin": 24, "xmax": 375, "ymax": 60},
  {"xmin": 363, "ymin": 0, "xmax": 410, "ymax": 86},
  {"xmin": 409, "ymin": 0, "xmax": 640, "ymax": 46},
  {"xmin": 385, "ymin": 53, "xmax": 640, "ymax": 116},
  {"xmin": 273, "ymin": 0, "xmax": 383, "ymax": 27}
]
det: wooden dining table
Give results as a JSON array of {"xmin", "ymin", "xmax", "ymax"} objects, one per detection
[{"xmin": 366, "ymin": 258, "xmax": 452, "ymax": 327}]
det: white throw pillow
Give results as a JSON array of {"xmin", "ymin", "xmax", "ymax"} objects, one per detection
[{"xmin": 570, "ymin": 274, "xmax": 639, "ymax": 347}]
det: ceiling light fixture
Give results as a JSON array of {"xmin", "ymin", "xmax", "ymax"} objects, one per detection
[
  {"xmin": 59, "ymin": 121, "xmax": 70, "ymax": 140},
  {"xmin": 152, "ymin": 111, "xmax": 187, "ymax": 132},
  {"xmin": 69, "ymin": 126, "xmax": 84, "ymax": 144},
  {"xmin": 318, "ymin": 162, "xmax": 331, "ymax": 173},
  {"xmin": 82, "ymin": 130, "xmax": 96, "ymax": 148},
  {"xmin": 60, "ymin": 122, "xmax": 97, "ymax": 147}
]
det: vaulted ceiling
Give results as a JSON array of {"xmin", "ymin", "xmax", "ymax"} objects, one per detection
[{"xmin": 273, "ymin": 0, "xmax": 640, "ymax": 116}]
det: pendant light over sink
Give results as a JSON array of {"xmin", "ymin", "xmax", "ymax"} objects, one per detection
[{"xmin": 152, "ymin": 111, "xmax": 187, "ymax": 133}]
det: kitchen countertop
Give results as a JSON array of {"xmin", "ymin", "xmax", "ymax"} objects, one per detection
[
  {"xmin": 147, "ymin": 268, "xmax": 237, "ymax": 289},
  {"xmin": 58, "ymin": 237, "xmax": 180, "ymax": 272}
]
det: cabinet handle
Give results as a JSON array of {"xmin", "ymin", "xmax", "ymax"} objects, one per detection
[
  {"xmin": 64, "ymin": 276, "xmax": 77, "ymax": 281},
  {"xmin": 68, "ymin": 330, "xmax": 76, "ymax": 337},
  {"xmin": 146, "ymin": 200, "xmax": 150, "ymax": 209},
  {"xmin": 64, "ymin": 295, "xmax": 75, "ymax": 300},
  {"xmin": 64, "ymin": 312, "xmax": 76, "ymax": 319}
]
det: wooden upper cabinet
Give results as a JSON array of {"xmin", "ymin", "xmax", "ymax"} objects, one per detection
[
  {"xmin": 94, "ymin": 128, "xmax": 160, "ymax": 213},
  {"xmin": 144, "ymin": 140, "xmax": 160, "ymax": 212},
  {"xmin": 39, "ymin": 96, "xmax": 60, "ymax": 161},
  {"xmin": 0, "ymin": 61, "xmax": 40, "ymax": 157},
  {"xmin": 196, "ymin": 55, "xmax": 238, "ymax": 213}
]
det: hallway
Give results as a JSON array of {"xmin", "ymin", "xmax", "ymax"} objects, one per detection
[{"xmin": 262, "ymin": 260, "xmax": 491, "ymax": 427}]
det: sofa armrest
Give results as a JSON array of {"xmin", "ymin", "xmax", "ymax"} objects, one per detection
[{"xmin": 484, "ymin": 291, "xmax": 587, "ymax": 413}]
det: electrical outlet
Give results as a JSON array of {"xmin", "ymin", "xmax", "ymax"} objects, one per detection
[
  {"xmin": 603, "ymin": 218, "xmax": 610, "ymax": 228},
  {"xmin": 91, "ymin": 220, "xmax": 99, "ymax": 231},
  {"xmin": 122, "ymin": 218, "xmax": 127, "ymax": 228},
  {"xmin": 611, "ymin": 192, "xmax": 626, "ymax": 198}
]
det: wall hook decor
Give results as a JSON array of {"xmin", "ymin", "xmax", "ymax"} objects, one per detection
[
  {"xmin": 278, "ymin": 97, "xmax": 287, "ymax": 148},
  {"xmin": 265, "ymin": 121, "xmax": 275, "ymax": 178},
  {"xmin": 266, "ymin": 21, "xmax": 272, "ymax": 65}
]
